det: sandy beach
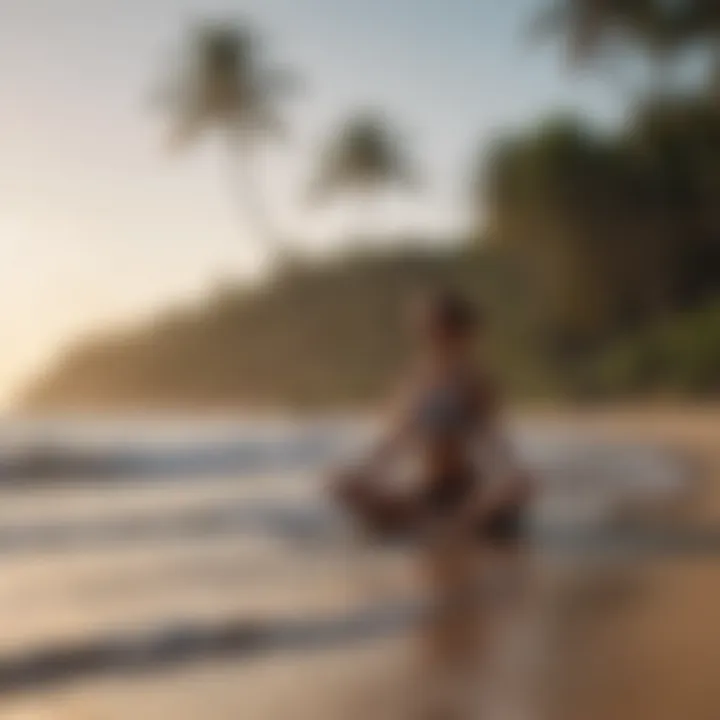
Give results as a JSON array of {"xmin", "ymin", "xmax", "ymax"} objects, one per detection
[
  {"xmin": 0, "ymin": 407, "xmax": 717, "ymax": 720},
  {"xmin": 533, "ymin": 407, "xmax": 720, "ymax": 720}
]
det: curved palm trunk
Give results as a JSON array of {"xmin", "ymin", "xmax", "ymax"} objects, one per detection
[
  {"xmin": 353, "ymin": 186, "xmax": 374, "ymax": 247},
  {"xmin": 226, "ymin": 129, "xmax": 287, "ymax": 266},
  {"xmin": 348, "ymin": 185, "xmax": 384, "ymax": 249}
]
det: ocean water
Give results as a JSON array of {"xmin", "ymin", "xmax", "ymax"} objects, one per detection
[{"xmin": 0, "ymin": 416, "xmax": 691, "ymax": 718}]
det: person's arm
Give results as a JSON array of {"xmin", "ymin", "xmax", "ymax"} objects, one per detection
[
  {"xmin": 359, "ymin": 374, "xmax": 416, "ymax": 474},
  {"xmin": 465, "ymin": 380, "xmax": 534, "ymax": 520},
  {"xmin": 327, "ymin": 373, "xmax": 416, "ymax": 498}
]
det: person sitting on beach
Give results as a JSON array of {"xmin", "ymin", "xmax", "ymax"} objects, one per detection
[{"xmin": 330, "ymin": 288, "xmax": 532, "ymax": 545}]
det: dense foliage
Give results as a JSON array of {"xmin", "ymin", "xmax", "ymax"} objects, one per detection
[{"xmin": 482, "ymin": 99, "xmax": 720, "ymax": 358}]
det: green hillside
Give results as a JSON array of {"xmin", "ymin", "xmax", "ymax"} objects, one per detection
[
  {"xmin": 22, "ymin": 247, "xmax": 525, "ymax": 410},
  {"xmin": 21, "ymin": 242, "xmax": 720, "ymax": 411}
]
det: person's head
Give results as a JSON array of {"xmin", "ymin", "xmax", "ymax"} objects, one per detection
[{"xmin": 411, "ymin": 289, "xmax": 481, "ymax": 360}]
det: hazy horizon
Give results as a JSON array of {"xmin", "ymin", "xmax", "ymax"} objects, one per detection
[{"xmin": 0, "ymin": 0, "xmax": 620, "ymax": 407}]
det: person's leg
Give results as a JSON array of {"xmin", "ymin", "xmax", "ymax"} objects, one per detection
[{"xmin": 330, "ymin": 468, "xmax": 423, "ymax": 537}]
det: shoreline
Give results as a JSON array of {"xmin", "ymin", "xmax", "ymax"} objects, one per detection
[{"xmin": 0, "ymin": 407, "xmax": 716, "ymax": 719}]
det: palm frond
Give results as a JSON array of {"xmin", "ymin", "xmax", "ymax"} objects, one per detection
[
  {"xmin": 309, "ymin": 113, "xmax": 417, "ymax": 205},
  {"xmin": 159, "ymin": 19, "xmax": 294, "ymax": 148}
]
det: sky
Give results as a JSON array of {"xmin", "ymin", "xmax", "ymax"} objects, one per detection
[{"xmin": 0, "ymin": 0, "xmax": 622, "ymax": 406}]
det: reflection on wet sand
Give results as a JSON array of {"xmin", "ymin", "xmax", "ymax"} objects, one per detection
[{"xmin": 0, "ymin": 410, "xmax": 716, "ymax": 719}]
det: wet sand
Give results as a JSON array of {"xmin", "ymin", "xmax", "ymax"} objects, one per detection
[
  {"xmin": 534, "ymin": 407, "xmax": 720, "ymax": 720},
  {"xmin": 0, "ymin": 407, "xmax": 717, "ymax": 719}
]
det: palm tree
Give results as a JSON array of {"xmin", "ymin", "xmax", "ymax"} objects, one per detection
[
  {"xmin": 533, "ymin": 0, "xmax": 625, "ymax": 64},
  {"xmin": 161, "ymin": 20, "xmax": 297, "ymax": 260},
  {"xmin": 534, "ymin": 1, "xmax": 685, "ymax": 94},
  {"xmin": 675, "ymin": 1, "xmax": 720, "ymax": 98},
  {"xmin": 309, "ymin": 112, "xmax": 417, "ymax": 244},
  {"xmin": 534, "ymin": 1, "xmax": 720, "ymax": 98}
]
